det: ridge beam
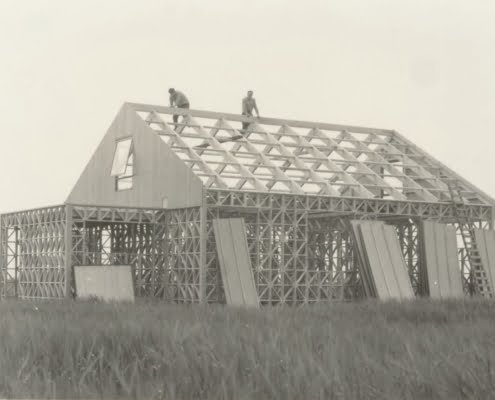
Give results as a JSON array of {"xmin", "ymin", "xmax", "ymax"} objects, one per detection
[{"xmin": 128, "ymin": 103, "xmax": 395, "ymax": 136}]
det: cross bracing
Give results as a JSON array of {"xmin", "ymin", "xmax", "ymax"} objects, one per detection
[
  {"xmin": 129, "ymin": 102, "xmax": 493, "ymax": 205},
  {"xmin": 2, "ymin": 102, "xmax": 495, "ymax": 304}
]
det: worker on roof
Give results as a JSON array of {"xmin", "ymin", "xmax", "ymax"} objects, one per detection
[
  {"xmin": 168, "ymin": 88, "xmax": 190, "ymax": 130},
  {"xmin": 241, "ymin": 90, "xmax": 260, "ymax": 134}
]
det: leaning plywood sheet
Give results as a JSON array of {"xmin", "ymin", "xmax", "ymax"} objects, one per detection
[
  {"xmin": 358, "ymin": 221, "xmax": 414, "ymax": 300},
  {"xmin": 74, "ymin": 265, "xmax": 135, "ymax": 302},
  {"xmin": 473, "ymin": 229, "xmax": 495, "ymax": 291},
  {"xmin": 350, "ymin": 220, "xmax": 376, "ymax": 297},
  {"xmin": 213, "ymin": 218, "xmax": 259, "ymax": 307},
  {"xmin": 422, "ymin": 221, "xmax": 463, "ymax": 298}
]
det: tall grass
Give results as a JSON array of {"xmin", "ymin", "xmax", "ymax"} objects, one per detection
[{"xmin": 0, "ymin": 299, "xmax": 494, "ymax": 399}]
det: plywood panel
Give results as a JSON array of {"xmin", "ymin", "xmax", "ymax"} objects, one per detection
[
  {"xmin": 357, "ymin": 221, "xmax": 414, "ymax": 300},
  {"xmin": 474, "ymin": 229, "xmax": 495, "ymax": 291},
  {"xmin": 422, "ymin": 221, "xmax": 463, "ymax": 298},
  {"xmin": 383, "ymin": 224, "xmax": 413, "ymax": 299},
  {"xmin": 359, "ymin": 223, "xmax": 390, "ymax": 300},
  {"xmin": 350, "ymin": 221, "xmax": 376, "ymax": 297},
  {"xmin": 230, "ymin": 221, "xmax": 258, "ymax": 305},
  {"xmin": 74, "ymin": 265, "xmax": 135, "ymax": 302},
  {"xmin": 67, "ymin": 104, "xmax": 203, "ymax": 208},
  {"xmin": 213, "ymin": 218, "xmax": 259, "ymax": 307}
]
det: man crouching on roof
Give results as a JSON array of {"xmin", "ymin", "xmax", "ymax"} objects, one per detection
[
  {"xmin": 168, "ymin": 88, "xmax": 190, "ymax": 131},
  {"xmin": 241, "ymin": 90, "xmax": 260, "ymax": 134}
]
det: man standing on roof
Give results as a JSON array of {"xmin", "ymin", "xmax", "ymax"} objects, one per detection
[
  {"xmin": 168, "ymin": 88, "xmax": 190, "ymax": 130},
  {"xmin": 241, "ymin": 90, "xmax": 260, "ymax": 134}
]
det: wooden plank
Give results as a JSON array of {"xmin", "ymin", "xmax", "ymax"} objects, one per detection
[
  {"xmin": 213, "ymin": 219, "xmax": 235, "ymax": 304},
  {"xmin": 358, "ymin": 221, "xmax": 413, "ymax": 300},
  {"xmin": 74, "ymin": 265, "xmax": 135, "ymax": 302},
  {"xmin": 213, "ymin": 218, "xmax": 259, "ymax": 307},
  {"xmin": 422, "ymin": 221, "xmax": 438, "ymax": 297},
  {"xmin": 383, "ymin": 224, "xmax": 414, "ymax": 299},
  {"xmin": 229, "ymin": 219, "xmax": 259, "ymax": 306},
  {"xmin": 196, "ymin": 135, "xmax": 244, "ymax": 148},
  {"xmin": 445, "ymin": 225, "xmax": 463, "ymax": 296},
  {"xmin": 422, "ymin": 221, "xmax": 463, "ymax": 298},
  {"xmin": 350, "ymin": 220, "xmax": 375, "ymax": 297},
  {"xmin": 484, "ymin": 231, "xmax": 495, "ymax": 290},
  {"xmin": 64, "ymin": 205, "xmax": 73, "ymax": 298},
  {"xmin": 434, "ymin": 222, "xmax": 448, "ymax": 298},
  {"xmin": 358, "ymin": 222, "xmax": 392, "ymax": 299},
  {"xmin": 127, "ymin": 102, "xmax": 395, "ymax": 136},
  {"xmin": 371, "ymin": 223, "xmax": 402, "ymax": 299},
  {"xmin": 474, "ymin": 229, "xmax": 495, "ymax": 291}
]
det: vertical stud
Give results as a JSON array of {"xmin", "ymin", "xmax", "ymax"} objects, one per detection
[
  {"xmin": 65, "ymin": 204, "xmax": 73, "ymax": 298},
  {"xmin": 199, "ymin": 190, "xmax": 207, "ymax": 304}
]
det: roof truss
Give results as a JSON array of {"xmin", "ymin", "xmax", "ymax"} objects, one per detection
[{"xmin": 129, "ymin": 103, "xmax": 491, "ymax": 205}]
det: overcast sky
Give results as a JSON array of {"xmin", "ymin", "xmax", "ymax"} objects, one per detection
[{"xmin": 0, "ymin": 0, "xmax": 494, "ymax": 213}]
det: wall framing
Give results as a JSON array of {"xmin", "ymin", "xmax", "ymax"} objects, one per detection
[{"xmin": 0, "ymin": 191, "xmax": 493, "ymax": 303}]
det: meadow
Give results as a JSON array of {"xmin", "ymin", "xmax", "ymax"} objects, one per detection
[{"xmin": 0, "ymin": 299, "xmax": 494, "ymax": 399}]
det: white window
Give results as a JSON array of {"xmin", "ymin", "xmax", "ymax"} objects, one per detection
[
  {"xmin": 111, "ymin": 138, "xmax": 133, "ymax": 176},
  {"xmin": 111, "ymin": 138, "xmax": 134, "ymax": 191}
]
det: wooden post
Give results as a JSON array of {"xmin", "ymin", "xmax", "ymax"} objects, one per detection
[
  {"xmin": 65, "ymin": 204, "xmax": 73, "ymax": 298},
  {"xmin": 0, "ymin": 216, "xmax": 3, "ymax": 298},
  {"xmin": 199, "ymin": 190, "xmax": 207, "ymax": 304}
]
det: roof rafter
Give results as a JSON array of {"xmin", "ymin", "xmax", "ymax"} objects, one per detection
[
  {"xmin": 132, "ymin": 103, "xmax": 493, "ymax": 205},
  {"xmin": 148, "ymin": 112, "xmax": 231, "ymax": 190},
  {"xmin": 339, "ymin": 131, "xmax": 438, "ymax": 202},
  {"xmin": 217, "ymin": 119, "xmax": 306, "ymax": 194},
  {"xmin": 274, "ymin": 124, "xmax": 372, "ymax": 198},
  {"xmin": 186, "ymin": 116, "xmax": 267, "ymax": 192},
  {"xmin": 238, "ymin": 121, "xmax": 339, "ymax": 196}
]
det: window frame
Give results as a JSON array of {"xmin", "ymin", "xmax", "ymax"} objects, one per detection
[
  {"xmin": 112, "ymin": 137, "xmax": 135, "ymax": 192},
  {"xmin": 110, "ymin": 137, "xmax": 133, "ymax": 177}
]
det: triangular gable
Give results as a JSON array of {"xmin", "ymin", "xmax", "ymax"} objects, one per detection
[{"xmin": 66, "ymin": 104, "xmax": 203, "ymax": 209}]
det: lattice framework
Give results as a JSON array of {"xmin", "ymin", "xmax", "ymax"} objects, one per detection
[
  {"xmin": 1, "ymin": 199, "xmax": 493, "ymax": 302},
  {"xmin": 0, "ymin": 206, "xmax": 67, "ymax": 299},
  {"xmin": 133, "ymin": 103, "xmax": 491, "ymax": 205},
  {"xmin": 2, "ymin": 104, "xmax": 494, "ymax": 302}
]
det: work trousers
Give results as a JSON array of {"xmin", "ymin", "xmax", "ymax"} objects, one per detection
[
  {"xmin": 173, "ymin": 103, "xmax": 190, "ymax": 124},
  {"xmin": 242, "ymin": 112, "xmax": 253, "ymax": 132}
]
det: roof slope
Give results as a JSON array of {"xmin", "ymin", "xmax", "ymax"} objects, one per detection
[{"xmin": 128, "ymin": 102, "xmax": 494, "ymax": 205}]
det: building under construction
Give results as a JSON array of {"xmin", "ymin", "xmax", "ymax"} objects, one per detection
[{"xmin": 1, "ymin": 103, "xmax": 494, "ymax": 304}]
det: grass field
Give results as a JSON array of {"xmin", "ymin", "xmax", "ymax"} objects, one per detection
[{"xmin": 0, "ymin": 299, "xmax": 495, "ymax": 399}]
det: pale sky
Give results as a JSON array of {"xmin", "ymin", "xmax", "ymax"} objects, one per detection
[{"xmin": 1, "ymin": 0, "xmax": 494, "ymax": 213}]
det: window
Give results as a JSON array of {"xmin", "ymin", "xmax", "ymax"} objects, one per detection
[
  {"xmin": 111, "ymin": 138, "xmax": 132, "ymax": 176},
  {"xmin": 111, "ymin": 138, "xmax": 134, "ymax": 191}
]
